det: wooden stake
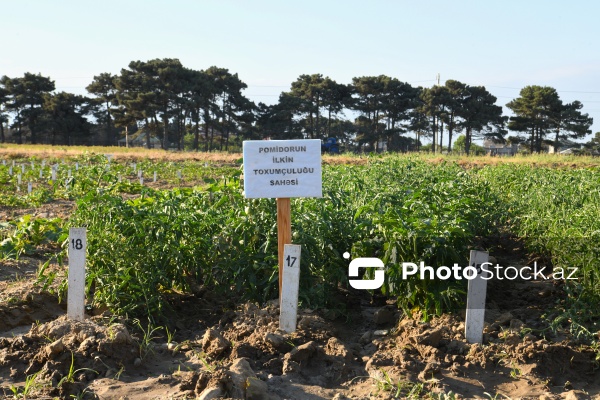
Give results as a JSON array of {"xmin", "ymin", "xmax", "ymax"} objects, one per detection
[
  {"xmin": 280, "ymin": 244, "xmax": 301, "ymax": 333},
  {"xmin": 68, "ymin": 228, "xmax": 87, "ymax": 321},
  {"xmin": 465, "ymin": 250, "xmax": 489, "ymax": 344},
  {"xmin": 277, "ymin": 198, "xmax": 291, "ymax": 299}
]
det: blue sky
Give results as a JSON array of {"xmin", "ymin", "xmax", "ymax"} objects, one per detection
[{"xmin": 3, "ymin": 0, "xmax": 599, "ymax": 139}]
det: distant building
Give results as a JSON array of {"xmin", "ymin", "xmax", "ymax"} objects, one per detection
[
  {"xmin": 483, "ymin": 141, "xmax": 519, "ymax": 156},
  {"xmin": 559, "ymin": 148, "xmax": 576, "ymax": 155},
  {"xmin": 550, "ymin": 140, "xmax": 586, "ymax": 154},
  {"xmin": 117, "ymin": 131, "xmax": 161, "ymax": 148}
]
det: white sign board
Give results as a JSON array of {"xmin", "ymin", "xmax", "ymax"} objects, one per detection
[{"xmin": 243, "ymin": 140, "xmax": 322, "ymax": 199}]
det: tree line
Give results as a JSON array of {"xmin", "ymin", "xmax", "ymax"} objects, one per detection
[{"xmin": 0, "ymin": 58, "xmax": 594, "ymax": 153}]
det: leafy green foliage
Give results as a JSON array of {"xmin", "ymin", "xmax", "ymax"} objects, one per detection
[
  {"xmin": 69, "ymin": 177, "xmax": 282, "ymax": 318},
  {"xmin": 328, "ymin": 159, "xmax": 505, "ymax": 318},
  {"xmin": 64, "ymin": 157, "xmax": 505, "ymax": 319},
  {"xmin": 8, "ymin": 153, "xmax": 598, "ymax": 330},
  {"xmin": 478, "ymin": 164, "xmax": 600, "ymax": 333},
  {"xmin": 0, "ymin": 215, "xmax": 65, "ymax": 260}
]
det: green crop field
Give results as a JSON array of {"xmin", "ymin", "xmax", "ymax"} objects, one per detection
[
  {"xmin": 1, "ymin": 149, "xmax": 599, "ymax": 335},
  {"xmin": 2, "ymin": 147, "xmax": 600, "ymax": 399}
]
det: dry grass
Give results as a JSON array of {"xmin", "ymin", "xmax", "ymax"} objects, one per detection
[
  {"xmin": 0, "ymin": 144, "xmax": 598, "ymax": 168},
  {"xmin": 435, "ymin": 153, "xmax": 600, "ymax": 168},
  {"xmin": 0, "ymin": 144, "xmax": 242, "ymax": 163}
]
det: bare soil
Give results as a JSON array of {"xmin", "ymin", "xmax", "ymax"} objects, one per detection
[{"xmin": 1, "ymin": 204, "xmax": 600, "ymax": 399}]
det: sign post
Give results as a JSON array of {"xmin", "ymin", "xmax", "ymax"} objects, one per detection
[
  {"xmin": 280, "ymin": 244, "xmax": 301, "ymax": 333},
  {"xmin": 68, "ymin": 228, "xmax": 87, "ymax": 321},
  {"xmin": 277, "ymin": 198, "xmax": 292, "ymax": 295},
  {"xmin": 243, "ymin": 139, "xmax": 322, "ymax": 331},
  {"xmin": 465, "ymin": 250, "xmax": 489, "ymax": 344}
]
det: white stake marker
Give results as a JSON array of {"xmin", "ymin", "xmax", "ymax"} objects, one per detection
[
  {"xmin": 51, "ymin": 169, "xmax": 56, "ymax": 181},
  {"xmin": 27, "ymin": 182, "xmax": 32, "ymax": 194},
  {"xmin": 138, "ymin": 169, "xmax": 142, "ymax": 178},
  {"xmin": 153, "ymin": 171, "xmax": 157, "ymax": 182},
  {"xmin": 17, "ymin": 174, "xmax": 21, "ymax": 185},
  {"xmin": 39, "ymin": 169, "xmax": 43, "ymax": 179},
  {"xmin": 68, "ymin": 228, "xmax": 87, "ymax": 321},
  {"xmin": 279, "ymin": 244, "xmax": 301, "ymax": 333},
  {"xmin": 465, "ymin": 250, "xmax": 489, "ymax": 344},
  {"xmin": 177, "ymin": 170, "xmax": 182, "ymax": 179},
  {"xmin": 75, "ymin": 162, "xmax": 79, "ymax": 171},
  {"xmin": 21, "ymin": 165, "xmax": 25, "ymax": 174},
  {"xmin": 140, "ymin": 176, "xmax": 144, "ymax": 185},
  {"xmin": 8, "ymin": 166, "xmax": 12, "ymax": 176}
]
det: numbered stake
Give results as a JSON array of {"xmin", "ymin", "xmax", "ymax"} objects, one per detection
[
  {"xmin": 68, "ymin": 228, "xmax": 87, "ymax": 321},
  {"xmin": 27, "ymin": 182, "xmax": 32, "ymax": 194},
  {"xmin": 279, "ymin": 244, "xmax": 301, "ymax": 333},
  {"xmin": 153, "ymin": 171, "xmax": 157, "ymax": 182},
  {"xmin": 465, "ymin": 250, "xmax": 489, "ymax": 344}
]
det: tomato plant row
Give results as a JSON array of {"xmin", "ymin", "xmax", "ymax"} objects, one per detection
[{"xmin": 1, "ymin": 155, "xmax": 598, "ymax": 325}]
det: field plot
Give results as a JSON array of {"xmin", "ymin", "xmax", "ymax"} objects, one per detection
[{"xmin": 0, "ymin": 148, "xmax": 599, "ymax": 399}]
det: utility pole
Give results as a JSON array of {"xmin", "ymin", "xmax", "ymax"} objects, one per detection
[
  {"xmin": 437, "ymin": 72, "xmax": 444, "ymax": 153},
  {"xmin": 432, "ymin": 73, "xmax": 441, "ymax": 153}
]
